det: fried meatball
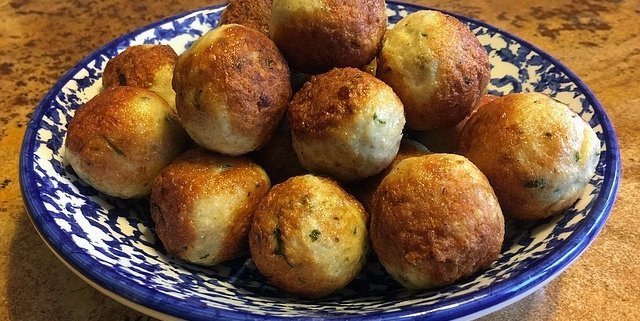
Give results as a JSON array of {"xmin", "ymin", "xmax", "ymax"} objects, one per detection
[
  {"xmin": 219, "ymin": 0, "xmax": 272, "ymax": 36},
  {"xmin": 251, "ymin": 119, "xmax": 307, "ymax": 184},
  {"xmin": 458, "ymin": 93, "xmax": 600, "ymax": 220},
  {"xmin": 249, "ymin": 174, "xmax": 368, "ymax": 298},
  {"xmin": 351, "ymin": 139, "xmax": 431, "ymax": 214},
  {"xmin": 370, "ymin": 154, "xmax": 504, "ymax": 289},
  {"xmin": 151, "ymin": 148, "xmax": 271, "ymax": 266},
  {"xmin": 270, "ymin": 0, "xmax": 387, "ymax": 74},
  {"xmin": 103, "ymin": 44, "xmax": 178, "ymax": 111},
  {"xmin": 288, "ymin": 68, "xmax": 405, "ymax": 182},
  {"xmin": 173, "ymin": 24, "xmax": 291, "ymax": 156},
  {"xmin": 377, "ymin": 10, "xmax": 490, "ymax": 130},
  {"xmin": 65, "ymin": 86, "xmax": 188, "ymax": 198}
]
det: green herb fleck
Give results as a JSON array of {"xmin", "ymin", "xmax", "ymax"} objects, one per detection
[
  {"xmin": 525, "ymin": 178, "xmax": 546, "ymax": 189},
  {"xmin": 575, "ymin": 152, "xmax": 581, "ymax": 163},
  {"xmin": 352, "ymin": 227, "xmax": 357, "ymax": 235},
  {"xmin": 309, "ymin": 229, "xmax": 321, "ymax": 241},
  {"xmin": 221, "ymin": 163, "xmax": 232, "ymax": 169},
  {"xmin": 273, "ymin": 228, "xmax": 285, "ymax": 256},
  {"xmin": 373, "ymin": 112, "xmax": 386, "ymax": 124},
  {"xmin": 103, "ymin": 135, "xmax": 125, "ymax": 156},
  {"xmin": 420, "ymin": 32, "xmax": 428, "ymax": 38}
]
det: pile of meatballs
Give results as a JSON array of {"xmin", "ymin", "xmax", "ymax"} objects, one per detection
[{"xmin": 64, "ymin": 0, "xmax": 600, "ymax": 298}]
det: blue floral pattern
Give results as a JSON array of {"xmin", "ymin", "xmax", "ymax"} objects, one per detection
[{"xmin": 20, "ymin": 2, "xmax": 620, "ymax": 320}]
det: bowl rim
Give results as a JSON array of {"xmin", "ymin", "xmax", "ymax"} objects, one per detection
[{"xmin": 19, "ymin": 1, "xmax": 621, "ymax": 320}]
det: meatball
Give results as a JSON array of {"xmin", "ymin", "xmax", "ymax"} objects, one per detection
[
  {"xmin": 458, "ymin": 93, "xmax": 600, "ymax": 220},
  {"xmin": 370, "ymin": 154, "xmax": 504, "ymax": 289},
  {"xmin": 151, "ymin": 148, "xmax": 271, "ymax": 266},
  {"xmin": 270, "ymin": 0, "xmax": 387, "ymax": 74},
  {"xmin": 377, "ymin": 10, "xmax": 490, "ymax": 130},
  {"xmin": 249, "ymin": 174, "xmax": 368, "ymax": 298},
  {"xmin": 219, "ymin": 0, "xmax": 272, "ymax": 36},
  {"xmin": 65, "ymin": 86, "xmax": 188, "ymax": 198},
  {"xmin": 251, "ymin": 119, "xmax": 307, "ymax": 184},
  {"xmin": 102, "ymin": 44, "xmax": 178, "ymax": 111},
  {"xmin": 351, "ymin": 139, "xmax": 431, "ymax": 214},
  {"xmin": 288, "ymin": 68, "xmax": 405, "ymax": 182},
  {"xmin": 173, "ymin": 24, "xmax": 291, "ymax": 156}
]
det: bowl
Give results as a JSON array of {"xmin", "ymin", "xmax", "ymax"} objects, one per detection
[{"xmin": 20, "ymin": 1, "xmax": 620, "ymax": 320}]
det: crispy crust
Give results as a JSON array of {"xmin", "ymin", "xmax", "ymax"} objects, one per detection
[
  {"xmin": 65, "ymin": 86, "xmax": 187, "ymax": 198},
  {"xmin": 288, "ymin": 67, "xmax": 390, "ymax": 138},
  {"xmin": 150, "ymin": 148, "xmax": 271, "ymax": 264},
  {"xmin": 370, "ymin": 154, "xmax": 504, "ymax": 289},
  {"xmin": 173, "ymin": 24, "xmax": 291, "ymax": 154},
  {"xmin": 219, "ymin": 0, "xmax": 272, "ymax": 35},
  {"xmin": 377, "ymin": 11, "xmax": 490, "ymax": 130},
  {"xmin": 249, "ymin": 175, "xmax": 368, "ymax": 298},
  {"xmin": 103, "ymin": 45, "xmax": 177, "ymax": 88},
  {"xmin": 270, "ymin": 0, "xmax": 387, "ymax": 74},
  {"xmin": 458, "ymin": 93, "xmax": 600, "ymax": 220}
]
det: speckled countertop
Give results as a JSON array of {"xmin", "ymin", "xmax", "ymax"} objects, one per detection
[{"xmin": 1, "ymin": 0, "xmax": 638, "ymax": 320}]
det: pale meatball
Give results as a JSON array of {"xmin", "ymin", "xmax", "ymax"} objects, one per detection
[
  {"xmin": 288, "ymin": 68, "xmax": 405, "ymax": 182},
  {"xmin": 65, "ymin": 86, "xmax": 188, "ymax": 198},
  {"xmin": 351, "ymin": 139, "xmax": 431, "ymax": 214},
  {"xmin": 249, "ymin": 174, "xmax": 368, "ymax": 298},
  {"xmin": 458, "ymin": 93, "xmax": 600, "ymax": 220},
  {"xmin": 370, "ymin": 154, "xmax": 504, "ymax": 289},
  {"xmin": 103, "ymin": 44, "xmax": 178, "ymax": 112},
  {"xmin": 151, "ymin": 148, "xmax": 271, "ymax": 266},
  {"xmin": 377, "ymin": 10, "xmax": 490, "ymax": 130},
  {"xmin": 173, "ymin": 24, "xmax": 291, "ymax": 156},
  {"xmin": 270, "ymin": 0, "xmax": 387, "ymax": 74},
  {"xmin": 219, "ymin": 0, "xmax": 272, "ymax": 36}
]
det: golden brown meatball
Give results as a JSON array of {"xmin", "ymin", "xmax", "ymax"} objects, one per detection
[
  {"xmin": 458, "ymin": 93, "xmax": 600, "ymax": 220},
  {"xmin": 251, "ymin": 119, "xmax": 307, "ymax": 184},
  {"xmin": 249, "ymin": 174, "xmax": 368, "ymax": 298},
  {"xmin": 269, "ymin": 0, "xmax": 387, "ymax": 74},
  {"xmin": 219, "ymin": 0, "xmax": 272, "ymax": 36},
  {"xmin": 65, "ymin": 86, "xmax": 188, "ymax": 198},
  {"xmin": 351, "ymin": 139, "xmax": 431, "ymax": 214},
  {"xmin": 103, "ymin": 44, "xmax": 178, "ymax": 111},
  {"xmin": 377, "ymin": 10, "xmax": 490, "ymax": 130},
  {"xmin": 288, "ymin": 68, "xmax": 405, "ymax": 182},
  {"xmin": 173, "ymin": 24, "xmax": 291, "ymax": 156},
  {"xmin": 370, "ymin": 154, "xmax": 504, "ymax": 289},
  {"xmin": 151, "ymin": 148, "xmax": 271, "ymax": 266}
]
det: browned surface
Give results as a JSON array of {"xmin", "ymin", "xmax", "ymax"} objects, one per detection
[
  {"xmin": 288, "ymin": 67, "xmax": 395, "ymax": 137},
  {"xmin": 371, "ymin": 154, "xmax": 504, "ymax": 289},
  {"xmin": 249, "ymin": 175, "xmax": 368, "ymax": 298},
  {"xmin": 102, "ymin": 44, "xmax": 177, "ymax": 89},
  {"xmin": 219, "ymin": 0, "xmax": 272, "ymax": 35},
  {"xmin": 270, "ymin": 0, "xmax": 387, "ymax": 74},
  {"xmin": 65, "ymin": 86, "xmax": 186, "ymax": 198},
  {"xmin": 378, "ymin": 10, "xmax": 490, "ymax": 130},
  {"xmin": 458, "ymin": 93, "xmax": 599, "ymax": 220},
  {"xmin": 151, "ymin": 148, "xmax": 270, "ymax": 264},
  {"xmin": 173, "ymin": 24, "xmax": 291, "ymax": 151},
  {"xmin": 1, "ymin": 0, "xmax": 638, "ymax": 320}
]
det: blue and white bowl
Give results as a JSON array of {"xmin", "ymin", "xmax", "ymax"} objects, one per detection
[{"xmin": 20, "ymin": 1, "xmax": 620, "ymax": 320}]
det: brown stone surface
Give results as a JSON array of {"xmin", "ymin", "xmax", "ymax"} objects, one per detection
[{"xmin": 0, "ymin": 0, "xmax": 637, "ymax": 320}]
